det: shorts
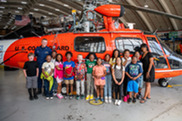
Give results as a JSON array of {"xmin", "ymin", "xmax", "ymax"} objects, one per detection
[
  {"xmin": 56, "ymin": 77, "xmax": 63, "ymax": 83},
  {"xmin": 94, "ymin": 78, "xmax": 105, "ymax": 86},
  {"xmin": 26, "ymin": 76, "xmax": 37, "ymax": 88},
  {"xmin": 137, "ymin": 75, "xmax": 143, "ymax": 88},
  {"xmin": 127, "ymin": 81, "xmax": 138, "ymax": 93},
  {"xmin": 64, "ymin": 79, "xmax": 74, "ymax": 85}
]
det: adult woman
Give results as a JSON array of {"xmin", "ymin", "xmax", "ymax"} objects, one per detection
[{"xmin": 140, "ymin": 44, "xmax": 155, "ymax": 103}]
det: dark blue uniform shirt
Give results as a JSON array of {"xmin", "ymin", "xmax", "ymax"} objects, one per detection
[{"xmin": 34, "ymin": 46, "xmax": 52, "ymax": 67}]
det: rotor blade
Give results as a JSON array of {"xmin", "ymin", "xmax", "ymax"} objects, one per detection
[{"xmin": 110, "ymin": 3, "xmax": 182, "ymax": 20}]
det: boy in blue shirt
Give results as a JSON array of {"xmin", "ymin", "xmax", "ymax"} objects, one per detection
[
  {"xmin": 125, "ymin": 56, "xmax": 142, "ymax": 103},
  {"xmin": 63, "ymin": 51, "xmax": 75, "ymax": 99}
]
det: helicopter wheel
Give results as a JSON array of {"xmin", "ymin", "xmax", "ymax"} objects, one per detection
[
  {"xmin": 158, "ymin": 78, "xmax": 169, "ymax": 87},
  {"xmin": 61, "ymin": 83, "xmax": 67, "ymax": 95}
]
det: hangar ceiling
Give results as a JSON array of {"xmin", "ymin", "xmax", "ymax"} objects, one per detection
[{"xmin": 0, "ymin": 0, "xmax": 182, "ymax": 32}]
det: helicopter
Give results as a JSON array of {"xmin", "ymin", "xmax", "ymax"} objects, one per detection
[{"xmin": 0, "ymin": 0, "xmax": 182, "ymax": 88}]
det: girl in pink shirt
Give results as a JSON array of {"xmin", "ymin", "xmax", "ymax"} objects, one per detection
[
  {"xmin": 92, "ymin": 58, "xmax": 107, "ymax": 102},
  {"xmin": 54, "ymin": 54, "xmax": 64, "ymax": 99}
]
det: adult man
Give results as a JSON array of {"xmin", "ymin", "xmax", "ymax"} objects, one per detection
[{"xmin": 35, "ymin": 38, "xmax": 52, "ymax": 94}]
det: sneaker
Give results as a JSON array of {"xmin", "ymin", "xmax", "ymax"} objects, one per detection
[
  {"xmin": 95, "ymin": 98, "xmax": 99, "ymax": 102},
  {"xmin": 127, "ymin": 94, "xmax": 130, "ymax": 100},
  {"xmin": 137, "ymin": 94, "xmax": 142, "ymax": 100},
  {"xmin": 57, "ymin": 94, "xmax": 63, "ymax": 99},
  {"xmin": 64, "ymin": 95, "xmax": 68, "ymax": 100},
  {"xmin": 108, "ymin": 97, "xmax": 112, "ymax": 103},
  {"xmin": 90, "ymin": 95, "xmax": 94, "ymax": 100},
  {"xmin": 86, "ymin": 95, "xmax": 90, "ymax": 101},
  {"xmin": 100, "ymin": 98, "xmax": 104, "ymax": 102},
  {"xmin": 53, "ymin": 91, "xmax": 57, "ymax": 96},
  {"xmin": 50, "ymin": 97, "xmax": 53, "ymax": 100},
  {"xmin": 69, "ymin": 95, "xmax": 73, "ymax": 100},
  {"xmin": 29, "ymin": 96, "xmax": 34, "ymax": 101},
  {"xmin": 37, "ymin": 89, "xmax": 42, "ymax": 95},
  {"xmin": 81, "ymin": 95, "xmax": 84, "ymax": 99},
  {"xmin": 117, "ymin": 100, "xmax": 122, "ymax": 106},
  {"xmin": 46, "ymin": 97, "xmax": 49, "ymax": 100},
  {"xmin": 115, "ymin": 100, "xmax": 118, "ymax": 105},
  {"xmin": 105, "ymin": 97, "xmax": 108, "ymax": 103},
  {"xmin": 76, "ymin": 95, "xmax": 80, "ymax": 100},
  {"xmin": 34, "ymin": 95, "xmax": 38, "ymax": 100},
  {"xmin": 128, "ymin": 98, "xmax": 132, "ymax": 103},
  {"xmin": 133, "ymin": 98, "xmax": 136, "ymax": 103},
  {"xmin": 123, "ymin": 96, "xmax": 127, "ymax": 102}
]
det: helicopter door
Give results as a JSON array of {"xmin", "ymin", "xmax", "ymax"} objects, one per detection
[{"xmin": 144, "ymin": 35, "xmax": 170, "ymax": 69}]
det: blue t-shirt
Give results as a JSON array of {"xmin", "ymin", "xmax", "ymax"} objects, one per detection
[
  {"xmin": 63, "ymin": 61, "xmax": 75, "ymax": 80},
  {"xmin": 126, "ymin": 63, "xmax": 143, "ymax": 82},
  {"xmin": 34, "ymin": 46, "xmax": 52, "ymax": 67}
]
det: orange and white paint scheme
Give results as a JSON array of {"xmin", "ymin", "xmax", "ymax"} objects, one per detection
[{"xmin": 0, "ymin": 4, "xmax": 181, "ymax": 87}]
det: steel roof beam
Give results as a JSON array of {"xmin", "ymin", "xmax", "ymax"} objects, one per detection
[
  {"xmin": 158, "ymin": 0, "xmax": 178, "ymax": 30},
  {"xmin": 126, "ymin": 0, "xmax": 153, "ymax": 32}
]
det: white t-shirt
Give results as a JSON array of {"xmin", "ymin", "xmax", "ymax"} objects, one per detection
[
  {"xmin": 112, "ymin": 65, "xmax": 125, "ymax": 71},
  {"xmin": 42, "ymin": 62, "xmax": 54, "ymax": 76},
  {"xmin": 122, "ymin": 57, "xmax": 131, "ymax": 67},
  {"xmin": 51, "ymin": 58, "xmax": 56, "ymax": 66}
]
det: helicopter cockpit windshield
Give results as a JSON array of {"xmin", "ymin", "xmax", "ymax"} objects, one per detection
[{"xmin": 157, "ymin": 37, "xmax": 182, "ymax": 69}]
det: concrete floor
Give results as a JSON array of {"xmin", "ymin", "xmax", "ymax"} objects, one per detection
[{"xmin": 0, "ymin": 69, "xmax": 182, "ymax": 121}]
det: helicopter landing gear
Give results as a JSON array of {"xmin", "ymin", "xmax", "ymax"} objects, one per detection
[{"xmin": 158, "ymin": 78, "xmax": 172, "ymax": 87}]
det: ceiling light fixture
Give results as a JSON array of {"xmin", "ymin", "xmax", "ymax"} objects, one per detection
[
  {"xmin": 18, "ymin": 7, "xmax": 22, "ymax": 10},
  {"xmin": 15, "ymin": 10, "xmax": 20, "ymax": 13},
  {"xmin": 63, "ymin": 4, "xmax": 69, "ymax": 7},
  {"xmin": 34, "ymin": 8, "xmax": 39, "ymax": 11},
  {"xmin": 144, "ymin": 0, "xmax": 149, "ymax": 8},
  {"xmin": 39, "ymin": 4, "xmax": 45, "ymax": 6},
  {"xmin": 48, "ymin": 12, "xmax": 52, "ymax": 15},
  {"xmin": 29, "ymin": 12, "xmax": 34, "ymax": 14},
  {"xmin": 21, "ymin": 1, "xmax": 27, "ymax": 4},
  {"xmin": 55, "ymin": 9, "xmax": 60, "ymax": 11},
  {"xmin": 144, "ymin": 4, "xmax": 148, "ymax": 8}
]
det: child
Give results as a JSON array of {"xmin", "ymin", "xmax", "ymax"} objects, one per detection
[
  {"xmin": 125, "ymin": 56, "xmax": 143, "ymax": 103},
  {"xmin": 85, "ymin": 53, "xmax": 96, "ymax": 101},
  {"xmin": 134, "ymin": 51, "xmax": 143, "ymax": 99},
  {"xmin": 75, "ymin": 54, "xmax": 87, "ymax": 100},
  {"xmin": 41, "ymin": 55, "xmax": 54, "ymax": 100},
  {"xmin": 109, "ymin": 49, "xmax": 120, "ymax": 66},
  {"xmin": 92, "ymin": 58, "xmax": 107, "ymax": 102},
  {"xmin": 51, "ymin": 50, "xmax": 57, "ymax": 64},
  {"xmin": 51, "ymin": 50, "xmax": 57, "ymax": 96},
  {"xmin": 122, "ymin": 49, "xmax": 131, "ymax": 102},
  {"xmin": 103, "ymin": 54, "xmax": 112, "ymax": 103},
  {"xmin": 54, "ymin": 54, "xmax": 64, "ymax": 99},
  {"xmin": 23, "ymin": 53, "xmax": 39, "ymax": 100},
  {"xmin": 112, "ymin": 57, "xmax": 125, "ymax": 106},
  {"xmin": 63, "ymin": 51, "xmax": 75, "ymax": 99}
]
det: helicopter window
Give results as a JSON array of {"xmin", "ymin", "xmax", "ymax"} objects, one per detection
[
  {"xmin": 74, "ymin": 37, "xmax": 106, "ymax": 53},
  {"xmin": 160, "ymin": 40, "xmax": 182, "ymax": 69},
  {"xmin": 115, "ymin": 37, "xmax": 143, "ymax": 53},
  {"xmin": 147, "ymin": 37, "xmax": 168, "ymax": 69}
]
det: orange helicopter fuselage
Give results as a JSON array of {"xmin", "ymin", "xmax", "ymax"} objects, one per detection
[{"xmin": 2, "ymin": 29, "xmax": 182, "ymax": 79}]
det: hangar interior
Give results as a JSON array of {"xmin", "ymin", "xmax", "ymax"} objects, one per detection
[{"xmin": 0, "ymin": 0, "xmax": 182, "ymax": 121}]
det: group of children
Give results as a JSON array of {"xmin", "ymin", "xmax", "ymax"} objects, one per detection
[{"xmin": 23, "ymin": 49, "xmax": 144, "ymax": 106}]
